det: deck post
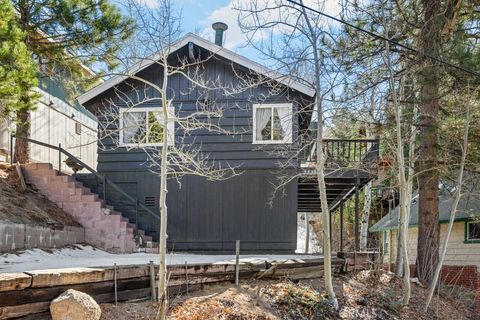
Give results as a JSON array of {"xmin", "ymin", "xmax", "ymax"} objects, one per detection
[
  {"xmin": 354, "ymin": 175, "xmax": 360, "ymax": 251},
  {"xmin": 304, "ymin": 213, "xmax": 310, "ymax": 254},
  {"xmin": 329, "ymin": 211, "xmax": 333, "ymax": 247},
  {"xmin": 340, "ymin": 203, "xmax": 344, "ymax": 252}
]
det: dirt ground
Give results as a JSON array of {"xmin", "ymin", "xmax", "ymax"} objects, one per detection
[
  {"xmin": 0, "ymin": 162, "xmax": 80, "ymax": 226},
  {"xmin": 100, "ymin": 270, "xmax": 479, "ymax": 320}
]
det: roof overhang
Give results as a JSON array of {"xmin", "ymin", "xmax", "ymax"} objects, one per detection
[{"xmin": 77, "ymin": 33, "xmax": 315, "ymax": 105}]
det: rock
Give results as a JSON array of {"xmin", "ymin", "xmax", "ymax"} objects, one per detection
[{"xmin": 50, "ymin": 289, "xmax": 101, "ymax": 320}]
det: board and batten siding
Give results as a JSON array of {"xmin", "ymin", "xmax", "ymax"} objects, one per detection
[
  {"xmin": 0, "ymin": 88, "xmax": 98, "ymax": 172},
  {"xmin": 82, "ymin": 47, "xmax": 311, "ymax": 252},
  {"xmin": 387, "ymin": 223, "xmax": 480, "ymax": 268}
]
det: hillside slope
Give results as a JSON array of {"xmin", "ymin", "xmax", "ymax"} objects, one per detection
[{"xmin": 0, "ymin": 162, "xmax": 80, "ymax": 227}]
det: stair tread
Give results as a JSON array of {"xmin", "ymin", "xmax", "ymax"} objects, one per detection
[{"xmin": 23, "ymin": 162, "xmax": 155, "ymax": 253}]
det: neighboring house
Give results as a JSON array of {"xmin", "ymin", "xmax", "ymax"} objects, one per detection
[
  {"xmin": 0, "ymin": 79, "xmax": 98, "ymax": 171},
  {"xmin": 370, "ymin": 187, "xmax": 480, "ymax": 305},
  {"xmin": 0, "ymin": 36, "xmax": 98, "ymax": 171},
  {"xmin": 77, "ymin": 32, "xmax": 378, "ymax": 253}
]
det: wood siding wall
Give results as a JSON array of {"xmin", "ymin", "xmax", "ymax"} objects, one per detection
[
  {"xmin": 387, "ymin": 223, "xmax": 480, "ymax": 268},
  {"xmin": 83, "ymin": 47, "xmax": 310, "ymax": 252},
  {"xmin": 0, "ymin": 88, "xmax": 98, "ymax": 172}
]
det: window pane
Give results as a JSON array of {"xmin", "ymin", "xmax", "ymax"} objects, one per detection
[
  {"xmin": 272, "ymin": 107, "xmax": 285, "ymax": 141},
  {"xmin": 122, "ymin": 112, "xmax": 146, "ymax": 144},
  {"xmin": 148, "ymin": 112, "xmax": 164, "ymax": 143},
  {"xmin": 468, "ymin": 222, "xmax": 480, "ymax": 240},
  {"xmin": 255, "ymin": 108, "xmax": 272, "ymax": 141}
]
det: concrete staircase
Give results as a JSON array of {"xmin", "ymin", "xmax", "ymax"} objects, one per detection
[{"xmin": 22, "ymin": 163, "xmax": 157, "ymax": 253}]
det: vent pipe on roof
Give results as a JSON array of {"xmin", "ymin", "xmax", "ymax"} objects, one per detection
[{"xmin": 212, "ymin": 22, "xmax": 228, "ymax": 47}]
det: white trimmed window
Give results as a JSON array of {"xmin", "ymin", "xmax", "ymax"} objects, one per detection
[
  {"xmin": 119, "ymin": 107, "xmax": 174, "ymax": 147},
  {"xmin": 252, "ymin": 103, "xmax": 292, "ymax": 144},
  {"xmin": 466, "ymin": 221, "xmax": 480, "ymax": 241}
]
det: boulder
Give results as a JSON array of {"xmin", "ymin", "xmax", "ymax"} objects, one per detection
[{"xmin": 50, "ymin": 289, "xmax": 101, "ymax": 320}]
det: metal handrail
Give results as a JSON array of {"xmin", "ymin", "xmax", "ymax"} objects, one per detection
[{"xmin": 10, "ymin": 134, "xmax": 160, "ymax": 221}]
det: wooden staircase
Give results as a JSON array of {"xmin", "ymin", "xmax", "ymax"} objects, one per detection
[{"xmin": 22, "ymin": 163, "xmax": 158, "ymax": 253}]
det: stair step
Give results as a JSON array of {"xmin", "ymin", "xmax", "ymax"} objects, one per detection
[{"xmin": 22, "ymin": 163, "xmax": 154, "ymax": 254}]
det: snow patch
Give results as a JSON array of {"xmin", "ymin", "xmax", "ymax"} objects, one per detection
[{"xmin": 0, "ymin": 245, "xmax": 320, "ymax": 273}]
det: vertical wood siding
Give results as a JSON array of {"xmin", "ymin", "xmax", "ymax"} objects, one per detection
[
  {"xmin": 0, "ymin": 89, "xmax": 98, "ymax": 172},
  {"xmin": 82, "ymin": 46, "xmax": 311, "ymax": 252}
]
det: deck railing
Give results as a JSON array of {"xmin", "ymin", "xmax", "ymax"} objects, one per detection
[
  {"xmin": 301, "ymin": 138, "xmax": 380, "ymax": 172},
  {"xmin": 10, "ymin": 134, "xmax": 160, "ymax": 225}
]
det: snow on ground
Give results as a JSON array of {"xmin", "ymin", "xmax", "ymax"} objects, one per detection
[
  {"xmin": 0, "ymin": 245, "xmax": 320, "ymax": 273},
  {"xmin": 296, "ymin": 213, "xmax": 321, "ymax": 254}
]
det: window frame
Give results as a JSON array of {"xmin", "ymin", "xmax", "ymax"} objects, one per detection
[
  {"xmin": 252, "ymin": 103, "xmax": 293, "ymax": 145},
  {"xmin": 119, "ymin": 107, "xmax": 175, "ymax": 147},
  {"xmin": 465, "ymin": 220, "xmax": 480, "ymax": 243}
]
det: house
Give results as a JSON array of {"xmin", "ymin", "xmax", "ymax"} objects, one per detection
[
  {"xmin": 75, "ymin": 29, "xmax": 379, "ymax": 253},
  {"xmin": 0, "ymin": 36, "xmax": 98, "ymax": 171},
  {"xmin": 370, "ymin": 186, "xmax": 480, "ymax": 306}
]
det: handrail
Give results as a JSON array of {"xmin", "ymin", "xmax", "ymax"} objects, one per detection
[
  {"xmin": 11, "ymin": 135, "xmax": 160, "ymax": 221},
  {"xmin": 302, "ymin": 138, "xmax": 380, "ymax": 165}
]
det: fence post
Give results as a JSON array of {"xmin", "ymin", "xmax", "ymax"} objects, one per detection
[
  {"xmin": 235, "ymin": 240, "xmax": 240, "ymax": 286},
  {"xmin": 149, "ymin": 261, "xmax": 157, "ymax": 301},
  {"xmin": 58, "ymin": 143, "xmax": 62, "ymax": 173},
  {"xmin": 114, "ymin": 263, "xmax": 118, "ymax": 305}
]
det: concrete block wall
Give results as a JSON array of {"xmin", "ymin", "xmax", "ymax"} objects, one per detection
[{"xmin": 0, "ymin": 221, "xmax": 85, "ymax": 252}]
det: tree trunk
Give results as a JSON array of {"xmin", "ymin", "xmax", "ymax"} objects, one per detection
[
  {"xmin": 360, "ymin": 181, "xmax": 372, "ymax": 251},
  {"xmin": 417, "ymin": 0, "xmax": 442, "ymax": 286},
  {"xmin": 14, "ymin": 109, "xmax": 30, "ymax": 163},
  {"xmin": 385, "ymin": 37, "xmax": 410, "ymax": 304},
  {"xmin": 157, "ymin": 63, "xmax": 170, "ymax": 320}
]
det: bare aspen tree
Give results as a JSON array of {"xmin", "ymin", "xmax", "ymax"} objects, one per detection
[
  {"xmin": 236, "ymin": 0, "xmax": 348, "ymax": 309},
  {"xmin": 424, "ymin": 89, "xmax": 474, "ymax": 311},
  {"xmin": 93, "ymin": 1, "xmax": 256, "ymax": 318},
  {"xmin": 359, "ymin": 89, "xmax": 376, "ymax": 251},
  {"xmin": 384, "ymin": 39, "xmax": 417, "ymax": 306}
]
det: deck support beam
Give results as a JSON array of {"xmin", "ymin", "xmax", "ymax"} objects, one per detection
[
  {"xmin": 354, "ymin": 175, "xmax": 360, "ymax": 251},
  {"xmin": 340, "ymin": 203, "xmax": 344, "ymax": 252}
]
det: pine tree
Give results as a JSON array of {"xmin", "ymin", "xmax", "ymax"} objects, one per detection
[
  {"xmin": 0, "ymin": 0, "xmax": 38, "ymax": 161},
  {"xmin": 11, "ymin": 0, "xmax": 134, "ymax": 162}
]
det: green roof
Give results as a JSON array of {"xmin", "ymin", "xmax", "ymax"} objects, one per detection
[{"xmin": 370, "ymin": 191, "xmax": 480, "ymax": 232}]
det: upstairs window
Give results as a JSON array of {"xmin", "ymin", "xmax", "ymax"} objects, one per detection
[
  {"xmin": 466, "ymin": 221, "xmax": 480, "ymax": 242},
  {"xmin": 253, "ymin": 103, "xmax": 292, "ymax": 144},
  {"xmin": 119, "ymin": 107, "xmax": 174, "ymax": 147}
]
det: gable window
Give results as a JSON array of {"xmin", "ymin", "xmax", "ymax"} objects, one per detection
[
  {"xmin": 119, "ymin": 107, "xmax": 174, "ymax": 146},
  {"xmin": 466, "ymin": 221, "xmax": 480, "ymax": 242},
  {"xmin": 253, "ymin": 103, "xmax": 292, "ymax": 144}
]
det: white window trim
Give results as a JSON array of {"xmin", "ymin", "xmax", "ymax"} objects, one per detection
[
  {"xmin": 119, "ymin": 107, "xmax": 175, "ymax": 147},
  {"xmin": 252, "ymin": 103, "xmax": 293, "ymax": 144},
  {"xmin": 466, "ymin": 221, "xmax": 480, "ymax": 241}
]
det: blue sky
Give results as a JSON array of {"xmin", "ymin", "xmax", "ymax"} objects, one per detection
[
  {"xmin": 137, "ymin": 0, "xmax": 251, "ymax": 52},
  {"xmin": 131, "ymin": 0, "xmax": 343, "ymax": 64}
]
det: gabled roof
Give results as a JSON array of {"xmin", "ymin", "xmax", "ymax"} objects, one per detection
[
  {"xmin": 77, "ymin": 33, "xmax": 315, "ymax": 105},
  {"xmin": 369, "ymin": 192, "xmax": 480, "ymax": 232}
]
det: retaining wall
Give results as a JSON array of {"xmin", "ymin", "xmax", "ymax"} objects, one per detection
[{"xmin": 0, "ymin": 221, "xmax": 85, "ymax": 252}]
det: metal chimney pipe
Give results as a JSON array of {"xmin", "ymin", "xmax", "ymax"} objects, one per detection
[{"xmin": 212, "ymin": 22, "xmax": 228, "ymax": 47}]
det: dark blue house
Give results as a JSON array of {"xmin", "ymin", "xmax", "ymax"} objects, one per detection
[{"xmin": 77, "ymin": 33, "xmax": 377, "ymax": 253}]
